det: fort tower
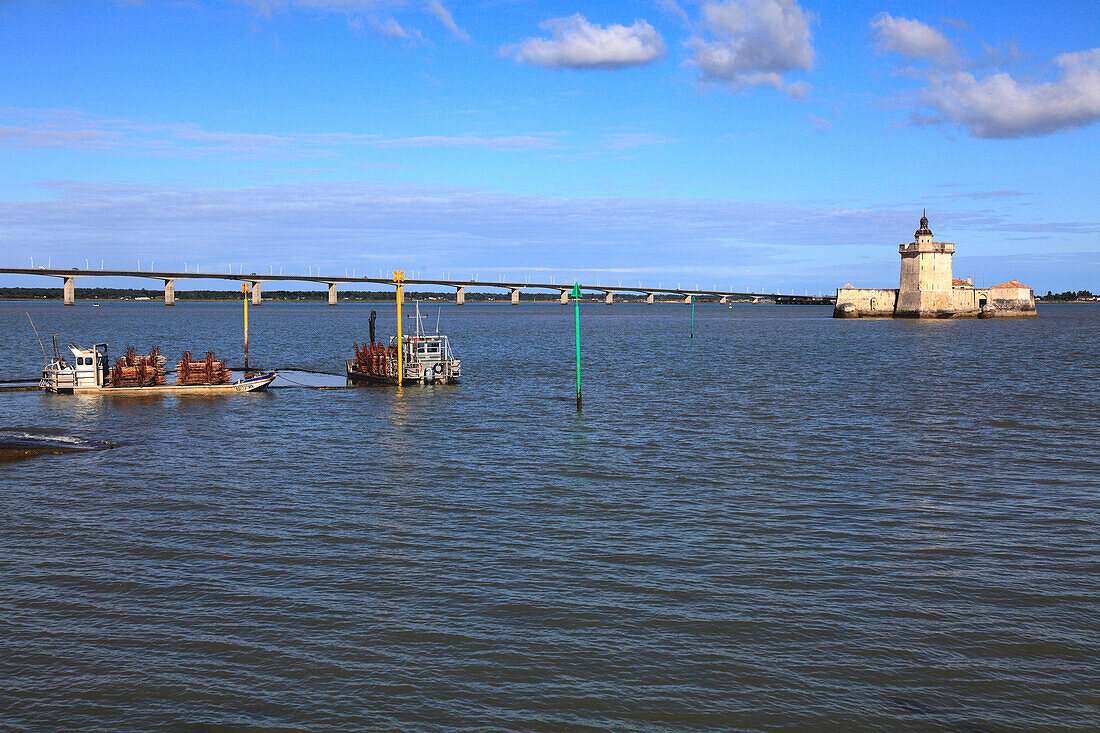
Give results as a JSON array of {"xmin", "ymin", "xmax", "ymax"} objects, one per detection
[{"xmin": 896, "ymin": 210, "xmax": 955, "ymax": 317}]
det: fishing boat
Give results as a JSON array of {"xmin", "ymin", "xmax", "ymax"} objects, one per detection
[
  {"xmin": 346, "ymin": 304, "xmax": 461, "ymax": 386},
  {"xmin": 40, "ymin": 340, "xmax": 275, "ymax": 394}
]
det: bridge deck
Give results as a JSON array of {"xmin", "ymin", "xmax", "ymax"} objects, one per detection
[{"xmin": 0, "ymin": 267, "xmax": 836, "ymax": 304}]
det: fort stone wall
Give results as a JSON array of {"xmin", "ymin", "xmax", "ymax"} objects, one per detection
[
  {"xmin": 950, "ymin": 287, "xmax": 984, "ymax": 315},
  {"xmin": 833, "ymin": 286, "xmax": 898, "ymax": 318}
]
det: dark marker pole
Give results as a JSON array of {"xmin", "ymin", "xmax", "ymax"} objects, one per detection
[
  {"xmin": 571, "ymin": 282, "xmax": 582, "ymax": 411},
  {"xmin": 690, "ymin": 294, "xmax": 695, "ymax": 338}
]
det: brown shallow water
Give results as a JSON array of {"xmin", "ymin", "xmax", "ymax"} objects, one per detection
[
  {"xmin": 0, "ymin": 445, "xmax": 79, "ymax": 461},
  {"xmin": 0, "ymin": 301, "xmax": 1097, "ymax": 731}
]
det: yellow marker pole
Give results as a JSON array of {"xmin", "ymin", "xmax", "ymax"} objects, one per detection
[
  {"xmin": 241, "ymin": 283, "xmax": 250, "ymax": 369},
  {"xmin": 393, "ymin": 270, "xmax": 405, "ymax": 385}
]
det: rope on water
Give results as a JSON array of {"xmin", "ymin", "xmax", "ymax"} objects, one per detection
[
  {"xmin": 227, "ymin": 366, "xmax": 342, "ymax": 376},
  {"xmin": 272, "ymin": 374, "xmax": 352, "ymax": 390}
]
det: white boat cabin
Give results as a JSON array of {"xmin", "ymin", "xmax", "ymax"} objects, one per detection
[
  {"xmin": 41, "ymin": 343, "xmax": 109, "ymax": 392},
  {"xmin": 398, "ymin": 333, "xmax": 461, "ymax": 383}
]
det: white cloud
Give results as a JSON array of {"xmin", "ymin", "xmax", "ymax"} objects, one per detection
[
  {"xmin": 427, "ymin": 0, "xmax": 469, "ymax": 42},
  {"xmin": 368, "ymin": 16, "xmax": 415, "ymax": 41},
  {"xmin": 941, "ymin": 17, "xmax": 970, "ymax": 32},
  {"xmin": 234, "ymin": 1, "xmax": 457, "ymax": 43},
  {"xmin": 656, "ymin": 0, "xmax": 689, "ymax": 24},
  {"xmin": 0, "ymin": 109, "xmax": 559, "ymax": 155},
  {"xmin": 172, "ymin": 125, "xmax": 287, "ymax": 147},
  {"xmin": 868, "ymin": 13, "xmax": 1100, "ymax": 139},
  {"xmin": 869, "ymin": 14, "xmax": 955, "ymax": 61},
  {"xmin": 501, "ymin": 14, "xmax": 665, "ymax": 70},
  {"xmin": 371, "ymin": 134, "xmax": 556, "ymax": 150},
  {"xmin": 921, "ymin": 49, "xmax": 1100, "ymax": 138},
  {"xmin": 0, "ymin": 181, "xmax": 958, "ymax": 266},
  {"xmin": 237, "ymin": 1, "xmax": 390, "ymax": 18},
  {"xmin": 3, "ymin": 181, "xmax": 1094, "ymax": 290},
  {"xmin": 0, "ymin": 125, "xmax": 111, "ymax": 149},
  {"xmin": 807, "ymin": 114, "xmax": 830, "ymax": 134},
  {"xmin": 686, "ymin": 0, "xmax": 814, "ymax": 97},
  {"xmin": 604, "ymin": 133, "xmax": 676, "ymax": 149}
]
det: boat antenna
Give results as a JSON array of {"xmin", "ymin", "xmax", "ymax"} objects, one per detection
[
  {"xmin": 25, "ymin": 312, "xmax": 47, "ymax": 364},
  {"xmin": 435, "ymin": 306, "xmax": 441, "ymax": 334}
]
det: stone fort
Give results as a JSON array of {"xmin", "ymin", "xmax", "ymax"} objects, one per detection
[{"xmin": 833, "ymin": 212, "xmax": 1037, "ymax": 319}]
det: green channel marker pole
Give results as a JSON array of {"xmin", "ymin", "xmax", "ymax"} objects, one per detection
[
  {"xmin": 571, "ymin": 281, "xmax": 582, "ymax": 411},
  {"xmin": 690, "ymin": 295, "xmax": 695, "ymax": 339}
]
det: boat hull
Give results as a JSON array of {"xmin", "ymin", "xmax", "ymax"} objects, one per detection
[
  {"xmin": 46, "ymin": 372, "xmax": 277, "ymax": 395},
  {"xmin": 346, "ymin": 361, "xmax": 456, "ymax": 386}
]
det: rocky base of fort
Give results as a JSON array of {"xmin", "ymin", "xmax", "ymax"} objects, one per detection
[
  {"xmin": 978, "ymin": 298, "xmax": 1038, "ymax": 318},
  {"xmin": 833, "ymin": 289, "xmax": 1038, "ymax": 319}
]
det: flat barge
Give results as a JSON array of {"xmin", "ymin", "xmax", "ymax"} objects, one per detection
[{"xmin": 41, "ymin": 342, "xmax": 275, "ymax": 394}]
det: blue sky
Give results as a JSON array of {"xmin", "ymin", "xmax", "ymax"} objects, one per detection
[{"xmin": 1, "ymin": 0, "xmax": 1097, "ymax": 292}]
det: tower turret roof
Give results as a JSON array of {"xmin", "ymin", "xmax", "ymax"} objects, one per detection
[{"xmin": 915, "ymin": 209, "xmax": 932, "ymax": 239}]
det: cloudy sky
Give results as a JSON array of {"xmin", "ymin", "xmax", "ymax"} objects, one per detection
[{"xmin": 1, "ymin": 0, "xmax": 1097, "ymax": 292}]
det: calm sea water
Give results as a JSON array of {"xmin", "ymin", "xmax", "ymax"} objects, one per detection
[{"xmin": 1, "ymin": 300, "xmax": 1097, "ymax": 731}]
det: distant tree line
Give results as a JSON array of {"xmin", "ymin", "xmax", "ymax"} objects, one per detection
[{"xmin": 1039, "ymin": 290, "xmax": 1096, "ymax": 302}]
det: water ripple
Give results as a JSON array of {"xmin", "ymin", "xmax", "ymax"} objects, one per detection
[{"xmin": 0, "ymin": 302, "xmax": 1097, "ymax": 731}]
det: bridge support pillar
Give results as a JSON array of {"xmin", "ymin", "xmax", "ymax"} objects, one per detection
[
  {"xmin": 604, "ymin": 292, "xmax": 614, "ymax": 305},
  {"xmin": 645, "ymin": 293, "xmax": 655, "ymax": 305},
  {"xmin": 455, "ymin": 286, "xmax": 465, "ymax": 305},
  {"xmin": 251, "ymin": 281, "xmax": 262, "ymax": 306},
  {"xmin": 327, "ymin": 282, "xmax": 338, "ymax": 306},
  {"xmin": 63, "ymin": 276, "xmax": 75, "ymax": 306},
  {"xmin": 560, "ymin": 290, "xmax": 569, "ymax": 305},
  {"xmin": 511, "ymin": 288, "xmax": 520, "ymax": 305},
  {"xmin": 164, "ymin": 279, "xmax": 175, "ymax": 306},
  {"xmin": 720, "ymin": 296, "xmax": 729, "ymax": 304},
  {"xmin": 684, "ymin": 294, "xmax": 692, "ymax": 304}
]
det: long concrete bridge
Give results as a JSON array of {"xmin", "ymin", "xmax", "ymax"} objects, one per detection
[{"xmin": 0, "ymin": 267, "xmax": 835, "ymax": 307}]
